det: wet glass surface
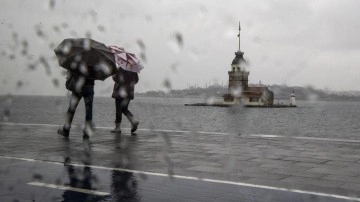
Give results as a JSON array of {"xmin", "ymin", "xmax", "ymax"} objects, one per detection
[{"xmin": 2, "ymin": 0, "xmax": 360, "ymax": 201}]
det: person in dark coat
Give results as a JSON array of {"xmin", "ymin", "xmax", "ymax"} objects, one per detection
[
  {"xmin": 111, "ymin": 68, "xmax": 139, "ymax": 133},
  {"xmin": 58, "ymin": 71, "xmax": 95, "ymax": 139}
]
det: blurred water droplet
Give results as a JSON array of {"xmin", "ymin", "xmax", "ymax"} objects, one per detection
[
  {"xmin": 85, "ymin": 31, "xmax": 91, "ymax": 38},
  {"xmin": 61, "ymin": 41, "xmax": 73, "ymax": 55},
  {"xmin": 145, "ymin": 15, "xmax": 152, "ymax": 21},
  {"xmin": 70, "ymin": 31, "xmax": 78, "ymax": 37},
  {"xmin": 74, "ymin": 77, "xmax": 85, "ymax": 93},
  {"xmin": 49, "ymin": 43, "xmax": 55, "ymax": 49},
  {"xmin": 97, "ymin": 25, "xmax": 105, "ymax": 32},
  {"xmin": 205, "ymin": 96, "xmax": 215, "ymax": 105},
  {"xmin": 55, "ymin": 99, "xmax": 62, "ymax": 113},
  {"xmin": 137, "ymin": 39, "xmax": 145, "ymax": 50},
  {"xmin": 230, "ymin": 86, "xmax": 242, "ymax": 97},
  {"xmin": 89, "ymin": 10, "xmax": 98, "ymax": 22},
  {"xmin": 52, "ymin": 78, "xmax": 59, "ymax": 88},
  {"xmin": 74, "ymin": 55, "xmax": 82, "ymax": 62},
  {"xmin": 95, "ymin": 61, "xmax": 111, "ymax": 75},
  {"xmin": 55, "ymin": 178, "xmax": 62, "ymax": 185},
  {"xmin": 39, "ymin": 56, "xmax": 51, "ymax": 75},
  {"xmin": 163, "ymin": 78, "xmax": 172, "ymax": 92},
  {"xmin": 79, "ymin": 63, "xmax": 89, "ymax": 76},
  {"xmin": 53, "ymin": 25, "xmax": 60, "ymax": 33},
  {"xmin": 170, "ymin": 63, "xmax": 178, "ymax": 73},
  {"xmin": 61, "ymin": 70, "xmax": 67, "ymax": 76},
  {"xmin": 139, "ymin": 52, "xmax": 146, "ymax": 63},
  {"xmin": 28, "ymin": 63, "xmax": 36, "ymax": 71},
  {"xmin": 12, "ymin": 32, "xmax": 18, "ymax": 44},
  {"xmin": 8, "ymin": 54, "xmax": 15, "ymax": 60},
  {"xmin": 188, "ymin": 48, "xmax": 201, "ymax": 61},
  {"xmin": 3, "ymin": 108, "xmax": 10, "ymax": 121},
  {"xmin": 168, "ymin": 32, "xmax": 183, "ymax": 53},
  {"xmin": 253, "ymin": 36, "xmax": 262, "ymax": 43},
  {"xmin": 175, "ymin": 32, "xmax": 183, "ymax": 47},
  {"xmin": 83, "ymin": 38, "xmax": 91, "ymax": 50},
  {"xmin": 49, "ymin": 0, "xmax": 55, "ymax": 9},
  {"xmin": 61, "ymin": 22, "xmax": 68, "ymax": 29},
  {"xmin": 139, "ymin": 173, "xmax": 148, "ymax": 181},
  {"xmin": 16, "ymin": 81, "xmax": 23, "ymax": 89},
  {"xmin": 21, "ymin": 49, "xmax": 27, "ymax": 56},
  {"xmin": 307, "ymin": 93, "xmax": 319, "ymax": 101},
  {"xmin": 35, "ymin": 25, "xmax": 46, "ymax": 40}
]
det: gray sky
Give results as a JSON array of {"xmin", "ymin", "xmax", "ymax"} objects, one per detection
[{"xmin": 1, "ymin": 0, "xmax": 360, "ymax": 95}]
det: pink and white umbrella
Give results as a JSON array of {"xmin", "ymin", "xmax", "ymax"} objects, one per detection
[{"xmin": 108, "ymin": 45, "xmax": 144, "ymax": 73}]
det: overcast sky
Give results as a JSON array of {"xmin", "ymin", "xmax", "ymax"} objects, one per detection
[{"xmin": 1, "ymin": 0, "xmax": 360, "ymax": 95}]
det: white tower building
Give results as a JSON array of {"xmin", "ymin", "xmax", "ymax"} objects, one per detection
[{"xmin": 290, "ymin": 90, "xmax": 296, "ymax": 106}]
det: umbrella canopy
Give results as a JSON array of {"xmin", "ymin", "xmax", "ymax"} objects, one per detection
[
  {"xmin": 54, "ymin": 38, "xmax": 117, "ymax": 80},
  {"xmin": 108, "ymin": 45, "xmax": 144, "ymax": 73}
]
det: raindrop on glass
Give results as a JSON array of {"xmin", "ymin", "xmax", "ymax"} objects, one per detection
[
  {"xmin": 163, "ymin": 79, "xmax": 172, "ymax": 91},
  {"xmin": 16, "ymin": 81, "xmax": 23, "ymax": 89},
  {"xmin": 39, "ymin": 56, "xmax": 51, "ymax": 75},
  {"xmin": 49, "ymin": 0, "xmax": 55, "ymax": 9},
  {"xmin": 53, "ymin": 25, "xmax": 60, "ymax": 33},
  {"xmin": 61, "ymin": 22, "xmax": 68, "ymax": 29},
  {"xmin": 137, "ymin": 39, "xmax": 146, "ymax": 50},
  {"xmin": 85, "ymin": 31, "xmax": 91, "ymax": 38},
  {"xmin": 97, "ymin": 25, "xmax": 105, "ymax": 32},
  {"xmin": 83, "ymin": 38, "xmax": 91, "ymax": 50},
  {"xmin": 52, "ymin": 78, "xmax": 59, "ymax": 88},
  {"xmin": 139, "ymin": 52, "xmax": 146, "ymax": 63},
  {"xmin": 79, "ymin": 63, "xmax": 89, "ymax": 76},
  {"xmin": 28, "ymin": 64, "xmax": 36, "ymax": 71}
]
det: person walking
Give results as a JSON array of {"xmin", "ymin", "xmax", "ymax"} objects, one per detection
[
  {"xmin": 111, "ymin": 68, "xmax": 139, "ymax": 134},
  {"xmin": 57, "ymin": 71, "xmax": 95, "ymax": 139}
]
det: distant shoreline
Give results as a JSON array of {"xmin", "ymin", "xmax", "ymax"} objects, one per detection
[{"xmin": 1, "ymin": 94, "xmax": 360, "ymax": 102}]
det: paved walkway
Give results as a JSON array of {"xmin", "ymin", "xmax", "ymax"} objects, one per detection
[{"xmin": 1, "ymin": 122, "xmax": 360, "ymax": 201}]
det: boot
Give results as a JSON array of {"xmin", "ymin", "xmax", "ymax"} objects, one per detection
[
  {"xmin": 131, "ymin": 120, "xmax": 139, "ymax": 133},
  {"xmin": 83, "ymin": 121, "xmax": 94, "ymax": 139},
  {"xmin": 111, "ymin": 122, "xmax": 121, "ymax": 133},
  {"xmin": 57, "ymin": 126, "xmax": 70, "ymax": 138}
]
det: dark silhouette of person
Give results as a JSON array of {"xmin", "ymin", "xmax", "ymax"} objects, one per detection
[
  {"xmin": 111, "ymin": 68, "xmax": 139, "ymax": 134},
  {"xmin": 58, "ymin": 71, "xmax": 95, "ymax": 139}
]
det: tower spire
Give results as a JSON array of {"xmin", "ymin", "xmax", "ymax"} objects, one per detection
[{"xmin": 238, "ymin": 21, "xmax": 241, "ymax": 51}]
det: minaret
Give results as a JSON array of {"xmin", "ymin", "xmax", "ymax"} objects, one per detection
[{"xmin": 228, "ymin": 21, "xmax": 249, "ymax": 99}]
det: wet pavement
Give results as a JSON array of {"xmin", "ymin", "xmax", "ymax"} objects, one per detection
[{"xmin": 1, "ymin": 122, "xmax": 360, "ymax": 201}]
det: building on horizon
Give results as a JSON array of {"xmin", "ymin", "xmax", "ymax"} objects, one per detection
[{"xmin": 222, "ymin": 22, "xmax": 274, "ymax": 106}]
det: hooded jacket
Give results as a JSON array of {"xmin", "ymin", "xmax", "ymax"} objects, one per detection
[{"xmin": 112, "ymin": 69, "xmax": 139, "ymax": 100}]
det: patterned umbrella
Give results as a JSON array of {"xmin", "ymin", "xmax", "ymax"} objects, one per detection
[{"xmin": 108, "ymin": 46, "xmax": 144, "ymax": 73}]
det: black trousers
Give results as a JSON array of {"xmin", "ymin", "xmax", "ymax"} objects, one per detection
[
  {"xmin": 115, "ymin": 98, "xmax": 134, "ymax": 124},
  {"xmin": 64, "ymin": 87, "xmax": 94, "ymax": 129}
]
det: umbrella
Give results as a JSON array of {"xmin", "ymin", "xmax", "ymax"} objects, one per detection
[
  {"xmin": 108, "ymin": 45, "xmax": 144, "ymax": 73},
  {"xmin": 54, "ymin": 38, "xmax": 117, "ymax": 80}
]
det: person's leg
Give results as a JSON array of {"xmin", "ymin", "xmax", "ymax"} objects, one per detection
[
  {"xmin": 111, "ymin": 98, "xmax": 122, "ymax": 133},
  {"xmin": 83, "ymin": 88, "xmax": 94, "ymax": 137},
  {"xmin": 58, "ymin": 92, "xmax": 81, "ymax": 137},
  {"xmin": 122, "ymin": 99, "xmax": 139, "ymax": 133}
]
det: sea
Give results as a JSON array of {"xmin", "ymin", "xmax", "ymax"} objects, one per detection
[{"xmin": 1, "ymin": 95, "xmax": 360, "ymax": 140}]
